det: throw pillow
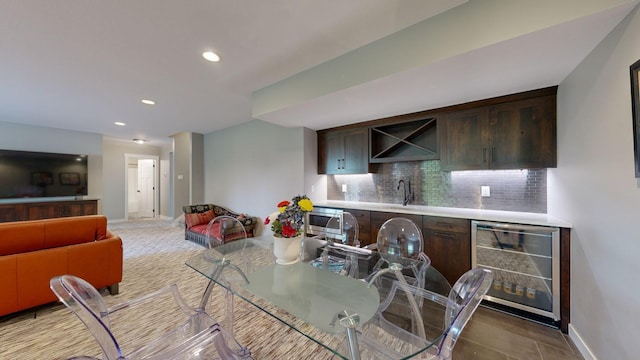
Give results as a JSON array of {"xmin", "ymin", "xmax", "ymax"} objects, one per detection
[{"xmin": 185, "ymin": 209, "xmax": 215, "ymax": 228}]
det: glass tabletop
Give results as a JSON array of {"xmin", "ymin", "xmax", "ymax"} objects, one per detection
[{"xmin": 185, "ymin": 235, "xmax": 452, "ymax": 359}]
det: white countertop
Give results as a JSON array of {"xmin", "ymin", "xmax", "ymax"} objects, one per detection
[{"xmin": 313, "ymin": 200, "xmax": 572, "ymax": 228}]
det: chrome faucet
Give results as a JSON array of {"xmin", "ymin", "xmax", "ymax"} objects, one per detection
[{"xmin": 397, "ymin": 179, "xmax": 414, "ymax": 206}]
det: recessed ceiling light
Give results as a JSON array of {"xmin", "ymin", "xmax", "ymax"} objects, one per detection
[
  {"xmin": 202, "ymin": 51, "xmax": 220, "ymax": 62},
  {"xmin": 133, "ymin": 139, "xmax": 146, "ymax": 144},
  {"xmin": 141, "ymin": 99, "xmax": 155, "ymax": 105},
  {"xmin": 114, "ymin": 122, "xmax": 126, "ymax": 126}
]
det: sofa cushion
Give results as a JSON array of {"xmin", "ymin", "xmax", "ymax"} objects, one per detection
[{"xmin": 184, "ymin": 209, "xmax": 215, "ymax": 229}]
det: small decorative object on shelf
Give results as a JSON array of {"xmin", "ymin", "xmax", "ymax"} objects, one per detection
[{"xmin": 265, "ymin": 195, "xmax": 313, "ymax": 265}]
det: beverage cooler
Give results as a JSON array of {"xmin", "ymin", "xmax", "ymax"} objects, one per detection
[{"xmin": 472, "ymin": 221, "xmax": 560, "ymax": 323}]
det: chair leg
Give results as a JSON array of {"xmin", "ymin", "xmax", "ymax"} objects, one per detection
[{"xmin": 107, "ymin": 283, "xmax": 119, "ymax": 295}]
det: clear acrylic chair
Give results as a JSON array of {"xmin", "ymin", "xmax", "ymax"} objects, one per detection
[
  {"xmin": 366, "ymin": 217, "xmax": 431, "ymax": 290},
  {"xmin": 50, "ymin": 275, "xmax": 252, "ymax": 360},
  {"xmin": 205, "ymin": 215, "xmax": 248, "ymax": 249},
  {"xmin": 316, "ymin": 212, "xmax": 371, "ymax": 278},
  {"xmin": 348, "ymin": 268, "xmax": 493, "ymax": 359},
  {"xmin": 202, "ymin": 215, "xmax": 252, "ymax": 335}
]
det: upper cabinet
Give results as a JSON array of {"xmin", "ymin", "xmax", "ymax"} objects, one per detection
[
  {"xmin": 317, "ymin": 86, "xmax": 557, "ymax": 174},
  {"xmin": 440, "ymin": 88, "xmax": 557, "ymax": 171},
  {"xmin": 369, "ymin": 117, "xmax": 439, "ymax": 163},
  {"xmin": 318, "ymin": 127, "xmax": 373, "ymax": 174}
]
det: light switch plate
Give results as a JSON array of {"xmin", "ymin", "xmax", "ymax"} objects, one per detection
[
  {"xmin": 481, "ymin": 186, "xmax": 490, "ymax": 197},
  {"xmin": 342, "ymin": 184, "xmax": 347, "ymax": 192}
]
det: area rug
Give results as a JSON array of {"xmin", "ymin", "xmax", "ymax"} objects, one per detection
[{"xmin": 0, "ymin": 218, "xmax": 335, "ymax": 359}]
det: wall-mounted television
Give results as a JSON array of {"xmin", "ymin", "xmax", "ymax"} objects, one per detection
[{"xmin": 0, "ymin": 149, "xmax": 88, "ymax": 199}]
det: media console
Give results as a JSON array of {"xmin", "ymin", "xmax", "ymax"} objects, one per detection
[{"xmin": 0, "ymin": 199, "xmax": 98, "ymax": 222}]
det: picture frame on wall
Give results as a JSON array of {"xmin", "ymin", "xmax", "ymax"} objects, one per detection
[{"xmin": 631, "ymin": 59, "xmax": 640, "ymax": 178}]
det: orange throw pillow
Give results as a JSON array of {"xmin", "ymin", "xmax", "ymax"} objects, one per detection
[{"xmin": 185, "ymin": 209, "xmax": 215, "ymax": 228}]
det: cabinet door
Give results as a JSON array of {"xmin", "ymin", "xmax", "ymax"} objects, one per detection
[
  {"xmin": 440, "ymin": 107, "xmax": 490, "ymax": 171},
  {"xmin": 325, "ymin": 131, "xmax": 344, "ymax": 174},
  {"xmin": 0, "ymin": 204, "xmax": 26, "ymax": 222},
  {"xmin": 424, "ymin": 229, "xmax": 471, "ymax": 285},
  {"xmin": 344, "ymin": 209, "xmax": 371, "ymax": 246},
  {"xmin": 423, "ymin": 216, "xmax": 471, "ymax": 285},
  {"xmin": 489, "ymin": 96, "xmax": 557, "ymax": 169},
  {"xmin": 342, "ymin": 128, "xmax": 369, "ymax": 174},
  {"xmin": 321, "ymin": 128, "xmax": 370, "ymax": 175}
]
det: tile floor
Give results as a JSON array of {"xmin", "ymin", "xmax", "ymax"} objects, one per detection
[{"xmin": 454, "ymin": 306, "xmax": 583, "ymax": 360}]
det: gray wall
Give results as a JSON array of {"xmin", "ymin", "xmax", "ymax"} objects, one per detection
[
  {"xmin": 203, "ymin": 120, "xmax": 307, "ymax": 234},
  {"xmin": 549, "ymin": 5, "xmax": 640, "ymax": 359},
  {"xmin": 102, "ymin": 139, "xmax": 162, "ymax": 220},
  {"xmin": 171, "ymin": 132, "xmax": 205, "ymax": 218}
]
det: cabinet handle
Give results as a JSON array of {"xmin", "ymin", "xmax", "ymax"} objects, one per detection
[
  {"xmin": 433, "ymin": 232, "xmax": 456, "ymax": 238},
  {"xmin": 491, "ymin": 147, "xmax": 496, "ymax": 162},
  {"xmin": 337, "ymin": 159, "xmax": 341, "ymax": 169},
  {"xmin": 483, "ymin": 147, "xmax": 487, "ymax": 163},
  {"xmin": 341, "ymin": 158, "xmax": 346, "ymax": 169}
]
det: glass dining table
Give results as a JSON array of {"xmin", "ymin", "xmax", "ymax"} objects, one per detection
[{"xmin": 185, "ymin": 235, "xmax": 453, "ymax": 359}]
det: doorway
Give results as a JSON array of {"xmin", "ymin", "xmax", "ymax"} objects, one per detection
[{"xmin": 125, "ymin": 154, "xmax": 159, "ymax": 220}]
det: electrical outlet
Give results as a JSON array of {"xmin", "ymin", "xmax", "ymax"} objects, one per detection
[
  {"xmin": 342, "ymin": 184, "xmax": 347, "ymax": 192},
  {"xmin": 481, "ymin": 186, "xmax": 490, "ymax": 197}
]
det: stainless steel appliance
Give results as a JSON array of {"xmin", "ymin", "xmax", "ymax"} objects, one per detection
[
  {"xmin": 305, "ymin": 207, "xmax": 343, "ymax": 237},
  {"xmin": 472, "ymin": 221, "xmax": 560, "ymax": 322}
]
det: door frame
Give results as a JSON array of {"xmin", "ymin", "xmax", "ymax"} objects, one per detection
[{"xmin": 124, "ymin": 153, "xmax": 159, "ymax": 221}]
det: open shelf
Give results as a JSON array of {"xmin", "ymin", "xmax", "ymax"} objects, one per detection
[{"xmin": 369, "ymin": 117, "xmax": 439, "ymax": 163}]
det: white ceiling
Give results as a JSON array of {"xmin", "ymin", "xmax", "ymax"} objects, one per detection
[{"xmin": 0, "ymin": 1, "xmax": 636, "ymax": 146}]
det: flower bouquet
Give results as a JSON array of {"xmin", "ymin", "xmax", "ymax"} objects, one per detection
[
  {"xmin": 265, "ymin": 195, "xmax": 314, "ymax": 264},
  {"xmin": 264, "ymin": 195, "xmax": 314, "ymax": 238}
]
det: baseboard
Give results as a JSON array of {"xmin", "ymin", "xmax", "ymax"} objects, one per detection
[
  {"xmin": 569, "ymin": 323, "xmax": 597, "ymax": 360},
  {"xmin": 107, "ymin": 218, "xmax": 126, "ymax": 224}
]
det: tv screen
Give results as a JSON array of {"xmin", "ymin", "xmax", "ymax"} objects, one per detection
[{"xmin": 0, "ymin": 149, "xmax": 88, "ymax": 199}]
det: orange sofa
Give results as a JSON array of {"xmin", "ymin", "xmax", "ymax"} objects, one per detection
[{"xmin": 0, "ymin": 215, "xmax": 122, "ymax": 317}]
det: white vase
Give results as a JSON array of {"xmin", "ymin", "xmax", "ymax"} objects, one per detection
[{"xmin": 273, "ymin": 235, "xmax": 302, "ymax": 265}]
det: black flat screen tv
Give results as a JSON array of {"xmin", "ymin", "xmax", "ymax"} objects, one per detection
[{"xmin": 0, "ymin": 149, "xmax": 88, "ymax": 199}]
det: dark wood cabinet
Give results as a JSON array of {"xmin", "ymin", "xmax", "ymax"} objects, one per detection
[
  {"xmin": 318, "ymin": 127, "xmax": 373, "ymax": 174},
  {"xmin": 440, "ymin": 88, "xmax": 557, "ymax": 171},
  {"xmin": 488, "ymin": 96, "xmax": 557, "ymax": 169},
  {"xmin": 370, "ymin": 211, "xmax": 423, "ymax": 248},
  {"xmin": 369, "ymin": 117, "xmax": 439, "ymax": 162},
  {"xmin": 0, "ymin": 204, "xmax": 26, "ymax": 222},
  {"xmin": 343, "ymin": 208, "xmax": 371, "ymax": 246},
  {"xmin": 423, "ymin": 216, "xmax": 471, "ymax": 285},
  {"xmin": 440, "ymin": 107, "xmax": 490, "ymax": 171},
  {"xmin": 0, "ymin": 200, "xmax": 98, "ymax": 222}
]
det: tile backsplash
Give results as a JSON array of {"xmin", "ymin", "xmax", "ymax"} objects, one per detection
[{"xmin": 327, "ymin": 160, "xmax": 546, "ymax": 213}]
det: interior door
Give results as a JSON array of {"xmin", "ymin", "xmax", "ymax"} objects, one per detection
[
  {"xmin": 127, "ymin": 165, "xmax": 140, "ymax": 217},
  {"xmin": 137, "ymin": 159, "xmax": 155, "ymax": 218}
]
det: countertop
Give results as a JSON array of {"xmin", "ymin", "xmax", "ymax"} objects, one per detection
[{"xmin": 313, "ymin": 200, "xmax": 572, "ymax": 228}]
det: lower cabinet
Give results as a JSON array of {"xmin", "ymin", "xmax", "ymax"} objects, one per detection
[
  {"xmin": 423, "ymin": 216, "xmax": 471, "ymax": 285},
  {"xmin": 343, "ymin": 208, "xmax": 371, "ymax": 246},
  {"xmin": 0, "ymin": 200, "xmax": 98, "ymax": 222}
]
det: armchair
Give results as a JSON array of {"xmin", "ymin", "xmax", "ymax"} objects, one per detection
[{"xmin": 50, "ymin": 274, "xmax": 252, "ymax": 359}]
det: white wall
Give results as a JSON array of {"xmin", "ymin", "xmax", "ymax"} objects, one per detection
[
  {"xmin": 549, "ymin": 5, "xmax": 640, "ymax": 359},
  {"xmin": 204, "ymin": 120, "xmax": 306, "ymax": 234}
]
